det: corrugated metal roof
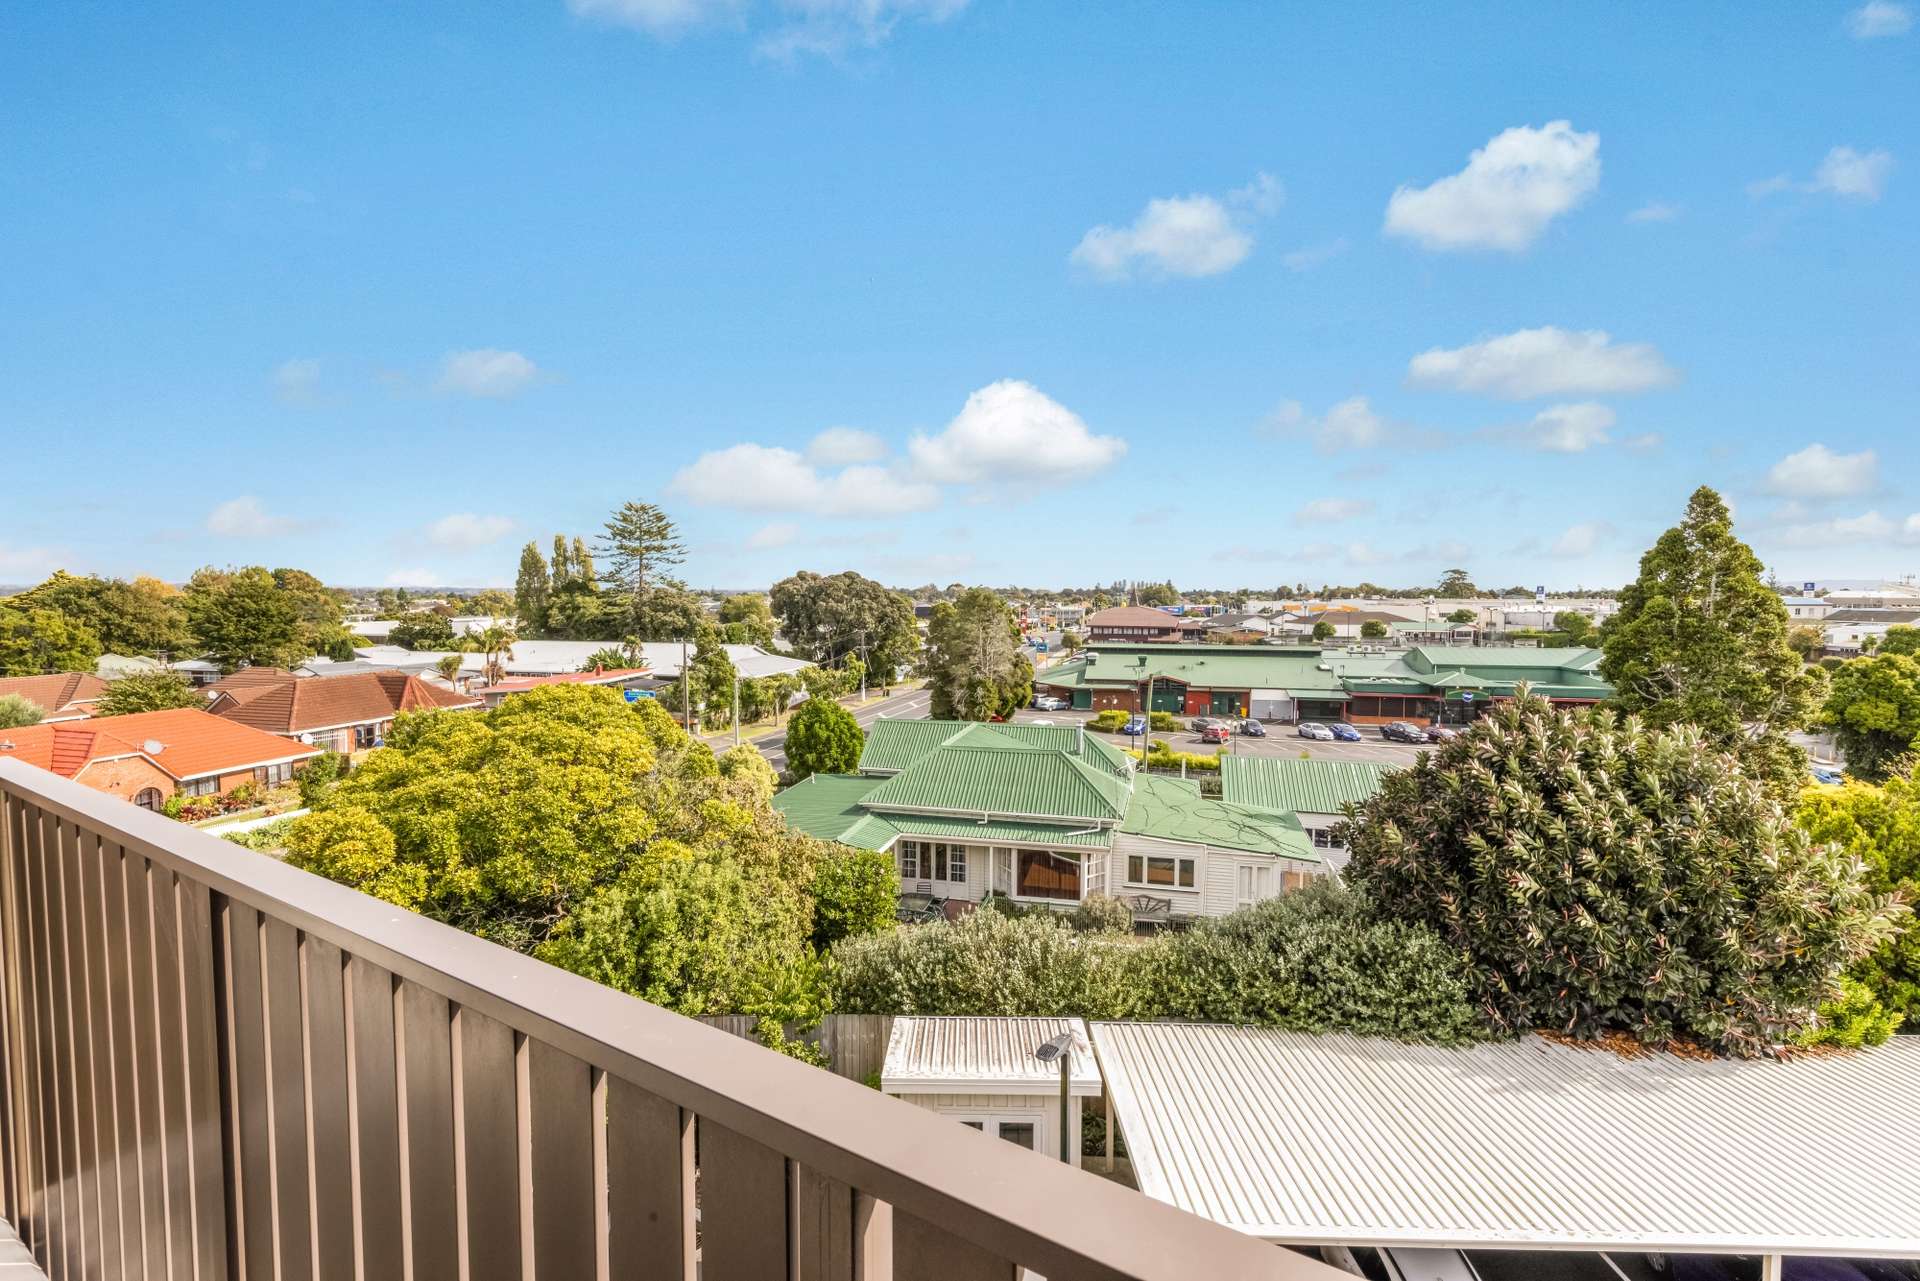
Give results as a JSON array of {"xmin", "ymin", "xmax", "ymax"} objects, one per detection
[
  {"xmin": 770, "ymin": 773, "xmax": 895, "ymax": 847},
  {"xmin": 1219, "ymin": 758, "xmax": 1392, "ymax": 816},
  {"xmin": 859, "ymin": 718, "xmax": 1129, "ymax": 777},
  {"xmin": 860, "ymin": 744, "xmax": 1131, "ymax": 824},
  {"xmin": 1120, "ymin": 775, "xmax": 1317, "ymax": 859},
  {"xmin": 1091, "ymin": 1022, "xmax": 1920, "ymax": 1255},
  {"xmin": 883, "ymin": 1017, "xmax": 1101, "ymax": 1094},
  {"xmin": 886, "ymin": 815, "xmax": 1112, "ymax": 849}
]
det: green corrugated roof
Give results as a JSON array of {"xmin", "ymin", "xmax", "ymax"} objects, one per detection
[
  {"xmin": 858, "ymin": 717, "xmax": 1130, "ymax": 776},
  {"xmin": 1038, "ymin": 646, "xmax": 1351, "ymax": 695},
  {"xmin": 1121, "ymin": 774, "xmax": 1318, "ymax": 860},
  {"xmin": 859, "ymin": 743, "xmax": 1131, "ymax": 823},
  {"xmin": 885, "ymin": 815, "xmax": 1113, "ymax": 849},
  {"xmin": 770, "ymin": 774, "xmax": 900, "ymax": 849},
  {"xmin": 1218, "ymin": 757, "xmax": 1392, "ymax": 816}
]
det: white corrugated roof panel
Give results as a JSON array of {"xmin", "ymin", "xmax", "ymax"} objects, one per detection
[
  {"xmin": 883, "ymin": 1017, "xmax": 1101, "ymax": 1095},
  {"xmin": 1090, "ymin": 1022, "xmax": 1920, "ymax": 1256}
]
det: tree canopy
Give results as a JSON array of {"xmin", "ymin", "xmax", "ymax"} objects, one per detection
[
  {"xmin": 769, "ymin": 571, "xmax": 919, "ymax": 678},
  {"xmin": 784, "ymin": 694, "xmax": 864, "ymax": 779},
  {"xmin": 0, "ymin": 605, "xmax": 100, "ymax": 676},
  {"xmin": 182, "ymin": 566, "xmax": 310, "ymax": 671},
  {"xmin": 1823, "ymin": 653, "xmax": 1920, "ymax": 782},
  {"xmin": 1599, "ymin": 486, "xmax": 1822, "ymax": 795},
  {"xmin": 5, "ymin": 571, "xmax": 192, "ymax": 658},
  {"xmin": 598, "ymin": 502, "xmax": 687, "ymax": 639},
  {"xmin": 717, "ymin": 594, "xmax": 776, "ymax": 647},
  {"xmin": 388, "ymin": 612, "xmax": 458, "ymax": 652},
  {"xmin": 1340, "ymin": 693, "xmax": 1905, "ymax": 1055},
  {"xmin": 96, "ymin": 670, "xmax": 204, "ymax": 716},
  {"xmin": 0, "ymin": 694, "xmax": 44, "ymax": 729},
  {"xmin": 283, "ymin": 686, "xmax": 893, "ymax": 1033},
  {"xmin": 1799, "ymin": 769, "xmax": 1920, "ymax": 1033},
  {"xmin": 923, "ymin": 588, "xmax": 1033, "ymax": 721}
]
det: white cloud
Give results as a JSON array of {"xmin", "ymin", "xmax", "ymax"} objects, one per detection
[
  {"xmin": 426, "ymin": 513, "xmax": 516, "ymax": 549},
  {"xmin": 1848, "ymin": 1, "xmax": 1912, "ymax": 37},
  {"xmin": 1293, "ymin": 497, "xmax": 1375, "ymax": 525},
  {"xmin": 435, "ymin": 349, "xmax": 539, "ymax": 399},
  {"xmin": 1407, "ymin": 326, "xmax": 1679, "ymax": 399},
  {"xmin": 566, "ymin": 0, "xmax": 740, "ymax": 34},
  {"xmin": 1764, "ymin": 443, "xmax": 1880, "ymax": 498},
  {"xmin": 1384, "ymin": 121, "xmax": 1600, "ymax": 252},
  {"xmin": 1626, "ymin": 201, "xmax": 1680, "ymax": 224},
  {"xmin": 806, "ymin": 426, "xmax": 888, "ymax": 466},
  {"xmin": 1811, "ymin": 146, "xmax": 1895, "ymax": 200},
  {"xmin": 1281, "ymin": 238, "xmax": 1349, "ymax": 272},
  {"xmin": 669, "ymin": 444, "xmax": 938, "ymax": 517},
  {"xmin": 386, "ymin": 568, "xmax": 440, "ymax": 587},
  {"xmin": 206, "ymin": 496, "xmax": 301, "ymax": 538},
  {"xmin": 1071, "ymin": 173, "xmax": 1280, "ymax": 280},
  {"xmin": 1551, "ymin": 521, "xmax": 1611, "ymax": 557},
  {"xmin": 1275, "ymin": 397, "xmax": 1389, "ymax": 453},
  {"xmin": 272, "ymin": 358, "xmax": 323, "ymax": 406},
  {"xmin": 1518, "ymin": 402, "xmax": 1617, "ymax": 453},
  {"xmin": 1750, "ymin": 147, "xmax": 1895, "ymax": 202},
  {"xmin": 1772, "ymin": 510, "xmax": 1897, "ymax": 548},
  {"xmin": 0, "ymin": 543, "xmax": 67, "ymax": 580},
  {"xmin": 908, "ymin": 380, "xmax": 1125, "ymax": 483},
  {"xmin": 746, "ymin": 522, "xmax": 800, "ymax": 550},
  {"xmin": 756, "ymin": 0, "xmax": 970, "ymax": 59}
]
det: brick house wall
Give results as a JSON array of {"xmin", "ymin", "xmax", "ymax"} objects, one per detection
[{"xmin": 75, "ymin": 757, "xmax": 178, "ymax": 806}]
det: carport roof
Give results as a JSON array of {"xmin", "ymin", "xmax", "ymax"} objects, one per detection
[{"xmin": 1091, "ymin": 1021, "xmax": 1920, "ymax": 1256}]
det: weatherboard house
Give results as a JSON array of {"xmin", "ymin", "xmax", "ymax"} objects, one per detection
[{"xmin": 772, "ymin": 719, "xmax": 1325, "ymax": 921}]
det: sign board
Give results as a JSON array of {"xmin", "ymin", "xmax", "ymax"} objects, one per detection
[
  {"xmin": 1460, "ymin": 691, "xmax": 1475, "ymax": 704},
  {"xmin": 1803, "ymin": 581, "xmax": 1816, "ymax": 594},
  {"xmin": 1534, "ymin": 585, "xmax": 1546, "ymax": 603},
  {"xmin": 623, "ymin": 688, "xmax": 655, "ymax": 702}
]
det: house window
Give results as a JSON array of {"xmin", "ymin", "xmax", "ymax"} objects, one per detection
[
  {"xmin": 898, "ymin": 841, "xmax": 967, "ymax": 884},
  {"xmin": 936, "ymin": 844, "xmax": 967, "ymax": 884},
  {"xmin": 180, "ymin": 777, "xmax": 218, "ymax": 798},
  {"xmin": 1283, "ymin": 869, "xmax": 1314, "ymax": 894},
  {"xmin": 1016, "ymin": 849, "xmax": 1081, "ymax": 901},
  {"xmin": 133, "ymin": 788, "xmax": 164, "ymax": 812},
  {"xmin": 254, "ymin": 762, "xmax": 292, "ymax": 786},
  {"xmin": 1236, "ymin": 864, "xmax": 1272, "ymax": 907},
  {"xmin": 1126, "ymin": 854, "xmax": 1196, "ymax": 889},
  {"xmin": 1310, "ymin": 827, "xmax": 1341, "ymax": 849},
  {"xmin": 354, "ymin": 723, "xmax": 376, "ymax": 749},
  {"xmin": 898, "ymin": 842, "xmax": 919, "ymax": 879}
]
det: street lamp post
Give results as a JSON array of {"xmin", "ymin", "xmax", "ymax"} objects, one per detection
[{"xmin": 1034, "ymin": 1032, "xmax": 1074, "ymax": 1164}]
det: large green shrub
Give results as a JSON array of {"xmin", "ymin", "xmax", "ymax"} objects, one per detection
[
  {"xmin": 810, "ymin": 847, "xmax": 899, "ymax": 952},
  {"xmin": 1341, "ymin": 695, "xmax": 1907, "ymax": 1055},
  {"xmin": 1148, "ymin": 710, "xmax": 1179, "ymax": 731},
  {"xmin": 1799, "ymin": 770, "xmax": 1920, "ymax": 1031},
  {"xmin": 1142, "ymin": 881, "xmax": 1486, "ymax": 1043},
  {"xmin": 1088, "ymin": 709, "xmax": 1129, "ymax": 732},
  {"xmin": 784, "ymin": 695, "xmax": 865, "ymax": 780}
]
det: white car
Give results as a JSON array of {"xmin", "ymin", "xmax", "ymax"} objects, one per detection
[
  {"xmin": 1297, "ymin": 721, "xmax": 1336, "ymax": 741},
  {"xmin": 1033, "ymin": 695, "xmax": 1069, "ymax": 711}
]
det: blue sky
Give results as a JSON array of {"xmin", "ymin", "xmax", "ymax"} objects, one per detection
[{"xmin": 3, "ymin": 2, "xmax": 1916, "ymax": 591}]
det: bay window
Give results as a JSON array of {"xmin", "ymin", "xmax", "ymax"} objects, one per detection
[
  {"xmin": 1016, "ymin": 849, "xmax": 1081, "ymax": 901},
  {"xmin": 897, "ymin": 840, "xmax": 967, "ymax": 884}
]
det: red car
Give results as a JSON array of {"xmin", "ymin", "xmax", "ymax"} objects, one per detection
[{"xmin": 1201, "ymin": 722, "xmax": 1233, "ymax": 744}]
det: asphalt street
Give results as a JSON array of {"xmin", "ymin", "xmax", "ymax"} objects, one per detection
[{"xmin": 715, "ymin": 684, "xmax": 935, "ymax": 772}]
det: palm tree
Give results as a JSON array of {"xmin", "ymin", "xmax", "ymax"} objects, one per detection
[
  {"xmin": 478, "ymin": 624, "xmax": 517, "ymax": 685},
  {"xmin": 435, "ymin": 653, "xmax": 464, "ymax": 689}
]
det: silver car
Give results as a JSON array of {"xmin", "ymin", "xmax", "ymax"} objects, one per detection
[{"xmin": 1297, "ymin": 721, "xmax": 1335, "ymax": 741}]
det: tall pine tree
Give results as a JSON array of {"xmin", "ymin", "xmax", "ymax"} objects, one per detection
[
  {"xmin": 598, "ymin": 502, "xmax": 686, "ymax": 638},
  {"xmin": 514, "ymin": 542, "xmax": 550, "ymax": 635},
  {"xmin": 1600, "ymin": 486, "xmax": 1822, "ymax": 795}
]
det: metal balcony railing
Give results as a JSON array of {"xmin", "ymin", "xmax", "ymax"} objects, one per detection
[{"xmin": 0, "ymin": 759, "xmax": 1335, "ymax": 1280}]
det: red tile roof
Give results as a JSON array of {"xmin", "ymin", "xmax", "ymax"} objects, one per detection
[
  {"xmin": 0, "ymin": 708, "xmax": 319, "ymax": 781},
  {"xmin": 207, "ymin": 671, "xmax": 480, "ymax": 735},
  {"xmin": 204, "ymin": 667, "xmax": 296, "ymax": 695},
  {"xmin": 0, "ymin": 672, "xmax": 110, "ymax": 721},
  {"xmin": 1085, "ymin": 606, "xmax": 1183, "ymax": 628}
]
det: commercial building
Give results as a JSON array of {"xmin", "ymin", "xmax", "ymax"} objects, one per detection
[
  {"xmin": 1031, "ymin": 643, "xmax": 1611, "ymax": 725},
  {"xmin": 773, "ymin": 718, "xmax": 1325, "ymax": 922},
  {"xmin": 1083, "ymin": 605, "xmax": 1186, "ymax": 643}
]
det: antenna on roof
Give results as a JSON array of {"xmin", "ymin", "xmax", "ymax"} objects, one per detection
[{"xmin": 143, "ymin": 740, "xmax": 166, "ymax": 754}]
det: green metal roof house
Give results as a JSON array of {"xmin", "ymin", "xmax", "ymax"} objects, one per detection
[
  {"xmin": 773, "ymin": 718, "xmax": 1325, "ymax": 922},
  {"xmin": 1032, "ymin": 642, "xmax": 1610, "ymax": 725}
]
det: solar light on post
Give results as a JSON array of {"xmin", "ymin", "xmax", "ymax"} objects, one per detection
[{"xmin": 1034, "ymin": 1032, "xmax": 1074, "ymax": 1164}]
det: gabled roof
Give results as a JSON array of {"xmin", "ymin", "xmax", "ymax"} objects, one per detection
[
  {"xmin": 1120, "ymin": 775, "xmax": 1316, "ymax": 859},
  {"xmin": 882, "ymin": 1017, "xmax": 1100, "ymax": 1095},
  {"xmin": 204, "ymin": 667, "xmax": 297, "ymax": 695},
  {"xmin": 1084, "ymin": 605, "xmax": 1182, "ymax": 627},
  {"xmin": 0, "ymin": 672, "xmax": 109, "ymax": 722},
  {"xmin": 859, "ymin": 740, "xmax": 1132, "ymax": 825},
  {"xmin": 1218, "ymin": 757, "xmax": 1392, "ymax": 817},
  {"xmin": 0, "ymin": 708, "xmax": 319, "ymax": 782},
  {"xmin": 208, "ymin": 671, "xmax": 479, "ymax": 734},
  {"xmin": 769, "ymin": 773, "xmax": 900, "ymax": 849},
  {"xmin": 859, "ymin": 717, "xmax": 1129, "ymax": 777}
]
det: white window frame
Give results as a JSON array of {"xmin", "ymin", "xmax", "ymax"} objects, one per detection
[
  {"xmin": 898, "ymin": 841, "xmax": 920, "ymax": 880},
  {"xmin": 1236, "ymin": 863, "xmax": 1272, "ymax": 908},
  {"xmin": 180, "ymin": 777, "xmax": 218, "ymax": 798},
  {"xmin": 1310, "ymin": 827, "xmax": 1341, "ymax": 850},
  {"xmin": 1125, "ymin": 853, "xmax": 1196, "ymax": 890}
]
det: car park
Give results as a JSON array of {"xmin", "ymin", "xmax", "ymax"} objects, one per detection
[
  {"xmin": 1425, "ymin": 725, "xmax": 1460, "ymax": 743},
  {"xmin": 1237, "ymin": 719, "xmax": 1266, "ymax": 737},
  {"xmin": 1381, "ymin": 721, "xmax": 1429, "ymax": 743},
  {"xmin": 1200, "ymin": 723, "xmax": 1232, "ymax": 744},
  {"xmin": 1033, "ymin": 694, "xmax": 1068, "ymax": 711},
  {"xmin": 1297, "ymin": 722, "xmax": 1335, "ymax": 741},
  {"xmin": 1329, "ymin": 722, "xmax": 1362, "ymax": 742},
  {"xmin": 1191, "ymin": 716, "xmax": 1223, "ymax": 732},
  {"xmin": 1121, "ymin": 715, "xmax": 1148, "ymax": 737}
]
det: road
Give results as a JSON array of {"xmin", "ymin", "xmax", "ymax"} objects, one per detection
[{"xmin": 710, "ymin": 685, "xmax": 934, "ymax": 772}]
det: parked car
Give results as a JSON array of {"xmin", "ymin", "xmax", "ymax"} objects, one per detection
[
  {"xmin": 1237, "ymin": 719, "xmax": 1266, "ymax": 737},
  {"xmin": 1121, "ymin": 714, "xmax": 1148, "ymax": 737},
  {"xmin": 1810, "ymin": 765, "xmax": 1845, "ymax": 785},
  {"xmin": 1033, "ymin": 694, "xmax": 1068, "ymax": 711},
  {"xmin": 1425, "ymin": 724, "xmax": 1460, "ymax": 743},
  {"xmin": 1029, "ymin": 718, "xmax": 1055, "ymax": 726},
  {"xmin": 1381, "ymin": 721, "xmax": 1429, "ymax": 743},
  {"xmin": 1191, "ymin": 716, "xmax": 1223, "ymax": 732},
  {"xmin": 1297, "ymin": 722, "xmax": 1335, "ymax": 741},
  {"xmin": 1329, "ymin": 722, "xmax": 1362, "ymax": 742},
  {"xmin": 1201, "ymin": 722, "xmax": 1233, "ymax": 743}
]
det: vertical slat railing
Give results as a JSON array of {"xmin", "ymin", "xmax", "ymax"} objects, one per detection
[{"xmin": 0, "ymin": 760, "xmax": 1337, "ymax": 1281}]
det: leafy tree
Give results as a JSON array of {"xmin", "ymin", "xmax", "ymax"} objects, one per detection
[
  {"xmin": 97, "ymin": 670, "xmax": 203, "ymax": 716},
  {"xmin": 784, "ymin": 694, "xmax": 864, "ymax": 779},
  {"xmin": 1787, "ymin": 625, "xmax": 1826, "ymax": 660},
  {"xmin": 717, "ymin": 594, "xmax": 776, "ymax": 647},
  {"xmin": 1878, "ymin": 626, "xmax": 1920, "ymax": 658},
  {"xmin": 1552, "ymin": 610, "xmax": 1596, "ymax": 646},
  {"xmin": 683, "ymin": 625, "xmax": 738, "ymax": 729},
  {"xmin": 809, "ymin": 848, "xmax": 898, "ymax": 952},
  {"xmin": 0, "ymin": 605, "xmax": 101, "ymax": 676},
  {"xmin": 8, "ymin": 571, "xmax": 192, "ymax": 658},
  {"xmin": 632, "ymin": 586, "xmax": 706, "ymax": 644},
  {"xmin": 297, "ymin": 749, "xmax": 346, "ymax": 808},
  {"xmin": 1599, "ymin": 487, "xmax": 1823, "ymax": 796},
  {"xmin": 1059, "ymin": 630, "xmax": 1083, "ymax": 654},
  {"xmin": 583, "ymin": 646, "xmax": 635, "ymax": 670},
  {"xmin": 717, "ymin": 743, "xmax": 779, "ymax": 803},
  {"xmin": 1798, "ymin": 976, "xmax": 1900, "ymax": 1048},
  {"xmin": 1823, "ymin": 654, "xmax": 1920, "ymax": 782},
  {"xmin": 1134, "ymin": 581, "xmax": 1178, "ymax": 607},
  {"xmin": 476, "ymin": 624, "xmax": 517, "ymax": 685},
  {"xmin": 468, "ymin": 588, "xmax": 517, "ymax": 618},
  {"xmin": 769, "ymin": 571, "xmax": 920, "ymax": 678},
  {"xmin": 923, "ymin": 588, "xmax": 1033, "ymax": 721},
  {"xmin": 1436, "ymin": 569, "xmax": 1477, "ymax": 597},
  {"xmin": 272, "ymin": 568, "xmax": 348, "ymax": 647},
  {"xmin": 0, "ymin": 694, "xmax": 43, "ymax": 729},
  {"xmin": 1800, "ymin": 770, "xmax": 1920, "ymax": 1030},
  {"xmin": 435, "ymin": 654, "xmax": 465, "ymax": 686},
  {"xmin": 1359, "ymin": 620, "xmax": 1388, "ymax": 640},
  {"xmin": 1446, "ymin": 608, "xmax": 1477, "ymax": 625},
  {"xmin": 387, "ymin": 613, "xmax": 456, "ymax": 651},
  {"xmin": 1340, "ymin": 694, "xmax": 1906, "ymax": 1055},
  {"xmin": 1311, "ymin": 619, "xmax": 1335, "ymax": 642},
  {"xmin": 183, "ymin": 567, "xmax": 305, "ymax": 671},
  {"xmin": 598, "ymin": 502, "xmax": 687, "ymax": 638}
]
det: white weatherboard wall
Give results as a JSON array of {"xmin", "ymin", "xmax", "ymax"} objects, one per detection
[
  {"xmin": 882, "ymin": 1017, "xmax": 1101, "ymax": 1168},
  {"xmin": 1107, "ymin": 833, "xmax": 1324, "ymax": 918}
]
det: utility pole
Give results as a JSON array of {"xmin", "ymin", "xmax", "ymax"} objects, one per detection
[
  {"xmin": 680, "ymin": 637, "xmax": 691, "ymax": 734},
  {"xmin": 732, "ymin": 672, "xmax": 740, "ymax": 748},
  {"xmin": 857, "ymin": 628, "xmax": 868, "ymax": 703}
]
